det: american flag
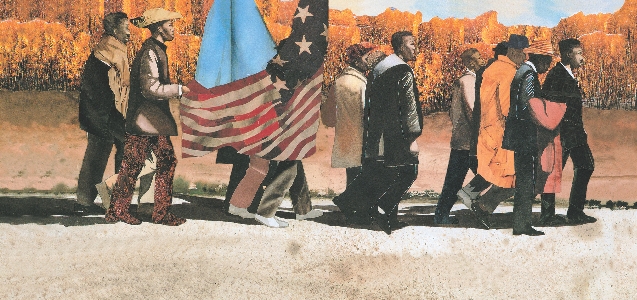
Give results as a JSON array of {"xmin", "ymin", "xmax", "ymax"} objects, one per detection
[{"xmin": 180, "ymin": 0, "xmax": 328, "ymax": 161}]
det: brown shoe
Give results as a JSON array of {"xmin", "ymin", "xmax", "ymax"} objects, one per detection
[{"xmin": 153, "ymin": 212, "xmax": 186, "ymax": 226}]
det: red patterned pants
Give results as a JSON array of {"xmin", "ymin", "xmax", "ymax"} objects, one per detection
[{"xmin": 110, "ymin": 134, "xmax": 177, "ymax": 221}]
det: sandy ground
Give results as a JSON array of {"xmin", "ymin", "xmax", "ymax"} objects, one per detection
[{"xmin": 1, "ymin": 196, "xmax": 636, "ymax": 299}]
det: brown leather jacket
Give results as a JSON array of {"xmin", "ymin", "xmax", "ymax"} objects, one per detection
[{"xmin": 126, "ymin": 38, "xmax": 181, "ymax": 136}]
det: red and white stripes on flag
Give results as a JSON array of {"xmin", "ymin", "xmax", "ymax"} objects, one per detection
[{"xmin": 180, "ymin": 68, "xmax": 323, "ymax": 161}]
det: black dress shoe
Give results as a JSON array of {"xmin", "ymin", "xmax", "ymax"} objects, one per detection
[
  {"xmin": 567, "ymin": 211, "xmax": 597, "ymax": 224},
  {"xmin": 539, "ymin": 214, "xmax": 568, "ymax": 226},
  {"xmin": 373, "ymin": 213, "xmax": 392, "ymax": 235},
  {"xmin": 389, "ymin": 218, "xmax": 409, "ymax": 230},
  {"xmin": 434, "ymin": 215, "xmax": 459, "ymax": 225},
  {"xmin": 471, "ymin": 203, "xmax": 491, "ymax": 229},
  {"xmin": 513, "ymin": 227, "xmax": 545, "ymax": 236},
  {"xmin": 73, "ymin": 203, "xmax": 105, "ymax": 215},
  {"xmin": 348, "ymin": 212, "xmax": 373, "ymax": 225}
]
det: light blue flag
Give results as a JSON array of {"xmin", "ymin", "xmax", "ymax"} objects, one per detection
[{"xmin": 194, "ymin": 0, "xmax": 277, "ymax": 89}]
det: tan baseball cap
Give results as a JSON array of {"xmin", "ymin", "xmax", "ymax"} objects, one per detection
[{"xmin": 131, "ymin": 8, "xmax": 182, "ymax": 28}]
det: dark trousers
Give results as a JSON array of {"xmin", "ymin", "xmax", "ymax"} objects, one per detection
[
  {"xmin": 563, "ymin": 143, "xmax": 595, "ymax": 213},
  {"xmin": 77, "ymin": 132, "xmax": 124, "ymax": 205},
  {"xmin": 339, "ymin": 159, "xmax": 417, "ymax": 220},
  {"xmin": 436, "ymin": 149, "xmax": 477, "ymax": 216},
  {"xmin": 513, "ymin": 150, "xmax": 537, "ymax": 232},
  {"xmin": 345, "ymin": 166, "xmax": 362, "ymax": 186},
  {"xmin": 110, "ymin": 135, "xmax": 176, "ymax": 221},
  {"xmin": 377, "ymin": 164, "xmax": 418, "ymax": 219},
  {"xmin": 542, "ymin": 143, "xmax": 595, "ymax": 214}
]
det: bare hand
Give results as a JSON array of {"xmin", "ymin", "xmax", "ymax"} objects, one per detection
[
  {"xmin": 181, "ymin": 85, "xmax": 190, "ymax": 95},
  {"xmin": 410, "ymin": 140, "xmax": 419, "ymax": 153}
]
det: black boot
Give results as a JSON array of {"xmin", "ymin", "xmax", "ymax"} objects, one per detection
[
  {"xmin": 434, "ymin": 207, "xmax": 459, "ymax": 225},
  {"xmin": 539, "ymin": 193, "xmax": 555, "ymax": 223},
  {"xmin": 539, "ymin": 193, "xmax": 567, "ymax": 226}
]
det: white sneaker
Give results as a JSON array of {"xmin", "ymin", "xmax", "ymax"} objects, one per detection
[
  {"xmin": 95, "ymin": 182, "xmax": 111, "ymax": 209},
  {"xmin": 254, "ymin": 214, "xmax": 279, "ymax": 227},
  {"xmin": 274, "ymin": 217, "xmax": 289, "ymax": 228},
  {"xmin": 228, "ymin": 204, "xmax": 255, "ymax": 219},
  {"xmin": 296, "ymin": 209, "xmax": 323, "ymax": 220},
  {"xmin": 255, "ymin": 214, "xmax": 288, "ymax": 228}
]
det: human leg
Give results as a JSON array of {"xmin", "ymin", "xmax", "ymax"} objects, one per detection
[
  {"xmin": 512, "ymin": 151, "xmax": 543, "ymax": 235},
  {"xmin": 435, "ymin": 149, "xmax": 471, "ymax": 224},
  {"xmin": 256, "ymin": 161, "xmax": 298, "ymax": 218},
  {"xmin": 106, "ymin": 135, "xmax": 150, "ymax": 224},
  {"xmin": 77, "ymin": 133, "xmax": 113, "ymax": 206},
  {"xmin": 149, "ymin": 136, "xmax": 184, "ymax": 226},
  {"xmin": 566, "ymin": 144, "xmax": 596, "ymax": 223},
  {"xmin": 376, "ymin": 164, "xmax": 418, "ymax": 234}
]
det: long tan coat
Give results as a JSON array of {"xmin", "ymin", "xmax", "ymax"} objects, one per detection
[
  {"xmin": 477, "ymin": 55, "xmax": 518, "ymax": 188},
  {"xmin": 322, "ymin": 66, "xmax": 367, "ymax": 168}
]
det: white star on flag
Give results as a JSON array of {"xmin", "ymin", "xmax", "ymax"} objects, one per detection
[
  {"xmin": 295, "ymin": 35, "xmax": 312, "ymax": 55},
  {"xmin": 273, "ymin": 77, "xmax": 288, "ymax": 90},
  {"xmin": 271, "ymin": 55, "xmax": 288, "ymax": 66},
  {"xmin": 321, "ymin": 23, "xmax": 328, "ymax": 38},
  {"xmin": 294, "ymin": 5, "xmax": 313, "ymax": 23}
]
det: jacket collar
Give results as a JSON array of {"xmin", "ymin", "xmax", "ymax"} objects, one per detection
[
  {"xmin": 341, "ymin": 66, "xmax": 367, "ymax": 83},
  {"xmin": 149, "ymin": 37, "xmax": 168, "ymax": 51},
  {"xmin": 525, "ymin": 61, "xmax": 537, "ymax": 72},
  {"xmin": 497, "ymin": 55, "xmax": 518, "ymax": 68},
  {"xmin": 372, "ymin": 54, "xmax": 407, "ymax": 79},
  {"xmin": 559, "ymin": 62, "xmax": 576, "ymax": 79}
]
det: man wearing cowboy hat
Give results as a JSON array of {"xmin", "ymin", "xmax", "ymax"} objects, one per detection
[
  {"xmin": 106, "ymin": 8, "xmax": 190, "ymax": 226},
  {"xmin": 503, "ymin": 39, "xmax": 563, "ymax": 236}
]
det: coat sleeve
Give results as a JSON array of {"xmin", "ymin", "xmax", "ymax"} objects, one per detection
[
  {"xmin": 321, "ymin": 82, "xmax": 338, "ymax": 127},
  {"xmin": 79, "ymin": 55, "xmax": 117, "ymax": 138},
  {"xmin": 397, "ymin": 70, "xmax": 422, "ymax": 142},
  {"xmin": 529, "ymin": 98, "xmax": 566, "ymax": 130},
  {"xmin": 542, "ymin": 69, "xmax": 574, "ymax": 104},
  {"xmin": 138, "ymin": 49, "xmax": 181, "ymax": 100}
]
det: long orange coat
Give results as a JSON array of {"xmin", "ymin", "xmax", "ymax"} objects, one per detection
[{"xmin": 477, "ymin": 55, "xmax": 518, "ymax": 188}]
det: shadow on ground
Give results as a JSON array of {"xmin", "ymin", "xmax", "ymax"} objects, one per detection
[{"xmin": 0, "ymin": 195, "xmax": 581, "ymax": 231}]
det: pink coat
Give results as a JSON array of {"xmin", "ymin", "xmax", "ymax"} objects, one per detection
[{"xmin": 529, "ymin": 98, "xmax": 567, "ymax": 193}]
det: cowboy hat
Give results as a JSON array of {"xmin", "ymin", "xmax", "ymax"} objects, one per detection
[
  {"xmin": 131, "ymin": 8, "xmax": 182, "ymax": 28},
  {"xmin": 524, "ymin": 40, "xmax": 556, "ymax": 56},
  {"xmin": 505, "ymin": 34, "xmax": 529, "ymax": 49}
]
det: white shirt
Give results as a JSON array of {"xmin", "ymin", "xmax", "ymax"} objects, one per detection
[
  {"xmin": 560, "ymin": 62, "xmax": 575, "ymax": 79},
  {"xmin": 525, "ymin": 61, "xmax": 537, "ymax": 72}
]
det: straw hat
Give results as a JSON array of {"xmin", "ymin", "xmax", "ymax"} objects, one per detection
[
  {"xmin": 131, "ymin": 8, "xmax": 182, "ymax": 28},
  {"xmin": 524, "ymin": 40, "xmax": 555, "ymax": 56}
]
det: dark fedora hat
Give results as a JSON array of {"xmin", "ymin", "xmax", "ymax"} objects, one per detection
[{"xmin": 506, "ymin": 34, "xmax": 529, "ymax": 49}]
